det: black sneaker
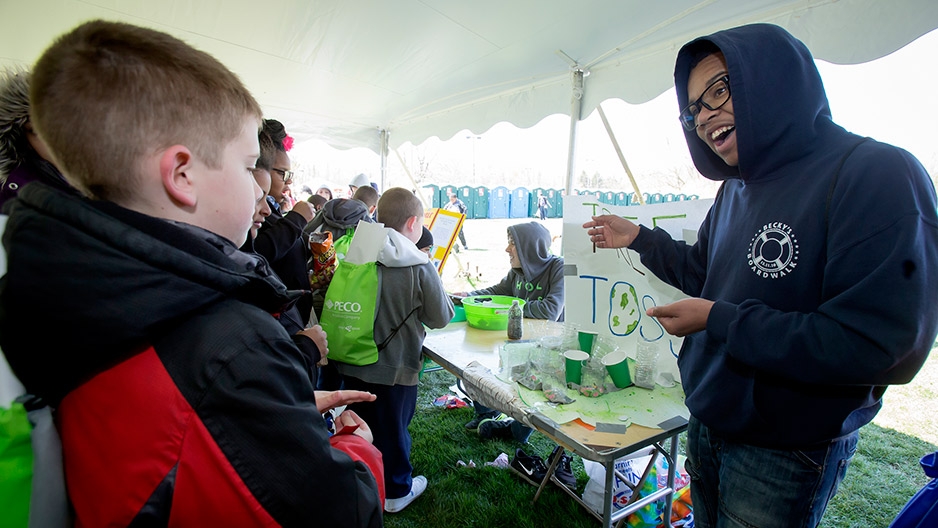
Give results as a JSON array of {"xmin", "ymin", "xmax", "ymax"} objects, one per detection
[
  {"xmin": 478, "ymin": 416, "xmax": 514, "ymax": 439},
  {"xmin": 549, "ymin": 445, "xmax": 576, "ymax": 489},
  {"xmin": 509, "ymin": 448, "xmax": 548, "ymax": 486},
  {"xmin": 465, "ymin": 410, "xmax": 501, "ymax": 430}
]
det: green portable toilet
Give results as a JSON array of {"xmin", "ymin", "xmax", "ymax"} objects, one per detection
[
  {"xmin": 545, "ymin": 188, "xmax": 561, "ymax": 218},
  {"xmin": 457, "ymin": 186, "xmax": 475, "ymax": 218},
  {"xmin": 440, "ymin": 185, "xmax": 458, "ymax": 210},
  {"xmin": 422, "ymin": 184, "xmax": 440, "ymax": 209},
  {"xmin": 551, "ymin": 189, "xmax": 564, "ymax": 218},
  {"xmin": 472, "ymin": 186, "xmax": 489, "ymax": 219},
  {"xmin": 489, "ymin": 186, "xmax": 510, "ymax": 218},
  {"xmin": 529, "ymin": 187, "xmax": 544, "ymax": 217}
]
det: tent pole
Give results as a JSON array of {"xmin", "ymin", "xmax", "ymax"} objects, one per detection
[
  {"xmin": 379, "ymin": 129, "xmax": 389, "ymax": 192},
  {"xmin": 598, "ymin": 104, "xmax": 645, "ymax": 205},
  {"xmin": 564, "ymin": 69, "xmax": 585, "ymax": 195},
  {"xmin": 393, "ymin": 149, "xmax": 431, "ymax": 209}
]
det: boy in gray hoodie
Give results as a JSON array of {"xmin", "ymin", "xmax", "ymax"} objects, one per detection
[
  {"xmin": 338, "ymin": 187, "xmax": 454, "ymax": 513},
  {"xmin": 455, "ymin": 221, "xmax": 565, "ymax": 438}
]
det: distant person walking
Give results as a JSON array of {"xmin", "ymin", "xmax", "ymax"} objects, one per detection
[{"xmin": 536, "ymin": 191, "xmax": 550, "ymax": 220}]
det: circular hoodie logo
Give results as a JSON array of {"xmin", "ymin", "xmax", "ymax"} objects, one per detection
[{"xmin": 748, "ymin": 222, "xmax": 799, "ymax": 279}]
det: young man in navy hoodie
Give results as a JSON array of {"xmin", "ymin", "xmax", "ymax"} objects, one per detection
[{"xmin": 585, "ymin": 24, "xmax": 938, "ymax": 528}]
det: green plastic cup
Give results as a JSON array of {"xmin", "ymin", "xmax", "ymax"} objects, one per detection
[
  {"xmin": 601, "ymin": 350, "xmax": 633, "ymax": 388},
  {"xmin": 564, "ymin": 349, "xmax": 590, "ymax": 385},
  {"xmin": 577, "ymin": 330, "xmax": 598, "ymax": 355}
]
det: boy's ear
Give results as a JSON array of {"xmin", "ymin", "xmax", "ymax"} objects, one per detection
[
  {"xmin": 405, "ymin": 215, "xmax": 419, "ymax": 233},
  {"xmin": 159, "ymin": 146, "xmax": 197, "ymax": 207}
]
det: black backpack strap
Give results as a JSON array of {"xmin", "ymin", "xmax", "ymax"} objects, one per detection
[{"xmin": 376, "ymin": 306, "xmax": 420, "ymax": 352}]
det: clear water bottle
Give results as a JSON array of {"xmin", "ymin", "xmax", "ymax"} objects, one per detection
[
  {"xmin": 634, "ymin": 339, "xmax": 658, "ymax": 389},
  {"xmin": 507, "ymin": 300, "xmax": 523, "ymax": 340}
]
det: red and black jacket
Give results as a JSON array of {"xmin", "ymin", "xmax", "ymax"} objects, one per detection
[{"xmin": 0, "ymin": 184, "xmax": 384, "ymax": 527}]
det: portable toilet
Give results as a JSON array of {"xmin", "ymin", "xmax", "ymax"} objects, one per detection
[
  {"xmin": 674, "ymin": 193, "xmax": 687, "ymax": 201},
  {"xmin": 615, "ymin": 191, "xmax": 630, "ymax": 206},
  {"xmin": 457, "ymin": 186, "xmax": 475, "ymax": 218},
  {"xmin": 529, "ymin": 187, "xmax": 545, "ymax": 217},
  {"xmin": 422, "ymin": 184, "xmax": 441, "ymax": 209},
  {"xmin": 663, "ymin": 193, "xmax": 677, "ymax": 203},
  {"xmin": 649, "ymin": 193, "xmax": 664, "ymax": 204},
  {"xmin": 472, "ymin": 186, "xmax": 489, "ymax": 219},
  {"xmin": 601, "ymin": 191, "xmax": 616, "ymax": 205},
  {"xmin": 552, "ymin": 189, "xmax": 564, "ymax": 218},
  {"xmin": 510, "ymin": 187, "xmax": 531, "ymax": 218},
  {"xmin": 489, "ymin": 186, "xmax": 510, "ymax": 218},
  {"xmin": 687, "ymin": 194, "xmax": 700, "ymax": 200},
  {"xmin": 546, "ymin": 188, "xmax": 561, "ymax": 218}
]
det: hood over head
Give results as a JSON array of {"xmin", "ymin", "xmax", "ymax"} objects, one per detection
[
  {"xmin": 307, "ymin": 197, "xmax": 372, "ymax": 238},
  {"xmin": 674, "ymin": 23, "xmax": 835, "ymax": 182},
  {"xmin": 507, "ymin": 221, "xmax": 555, "ymax": 281},
  {"xmin": 349, "ymin": 173, "xmax": 369, "ymax": 188}
]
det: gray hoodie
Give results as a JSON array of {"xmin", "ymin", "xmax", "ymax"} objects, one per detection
[
  {"xmin": 336, "ymin": 229, "xmax": 453, "ymax": 386},
  {"xmin": 470, "ymin": 221, "xmax": 564, "ymax": 321}
]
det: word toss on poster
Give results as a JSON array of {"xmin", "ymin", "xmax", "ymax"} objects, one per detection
[{"xmin": 562, "ymin": 195, "xmax": 713, "ymax": 383}]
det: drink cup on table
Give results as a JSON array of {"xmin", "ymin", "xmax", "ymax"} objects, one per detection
[
  {"xmin": 563, "ymin": 349, "xmax": 589, "ymax": 385},
  {"xmin": 602, "ymin": 350, "xmax": 633, "ymax": 388},
  {"xmin": 577, "ymin": 330, "xmax": 598, "ymax": 355}
]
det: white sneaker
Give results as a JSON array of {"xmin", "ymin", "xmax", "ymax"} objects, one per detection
[{"xmin": 384, "ymin": 475, "xmax": 427, "ymax": 513}]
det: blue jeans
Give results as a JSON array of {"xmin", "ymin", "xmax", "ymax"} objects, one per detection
[{"xmin": 685, "ymin": 416, "xmax": 858, "ymax": 528}]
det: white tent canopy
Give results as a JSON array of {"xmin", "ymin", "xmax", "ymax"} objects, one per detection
[{"xmin": 3, "ymin": 0, "xmax": 937, "ymax": 155}]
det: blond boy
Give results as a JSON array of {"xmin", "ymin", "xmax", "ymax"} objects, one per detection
[{"xmin": 0, "ymin": 20, "xmax": 384, "ymax": 526}]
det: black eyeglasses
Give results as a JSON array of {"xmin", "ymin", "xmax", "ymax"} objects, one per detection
[
  {"xmin": 271, "ymin": 168, "xmax": 294, "ymax": 183},
  {"xmin": 679, "ymin": 75, "xmax": 731, "ymax": 131}
]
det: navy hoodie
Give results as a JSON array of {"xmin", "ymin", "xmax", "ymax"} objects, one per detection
[{"xmin": 631, "ymin": 24, "xmax": 938, "ymax": 448}]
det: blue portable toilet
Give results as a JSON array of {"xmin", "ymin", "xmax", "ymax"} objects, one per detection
[
  {"xmin": 663, "ymin": 193, "xmax": 677, "ymax": 203},
  {"xmin": 615, "ymin": 191, "xmax": 629, "ymax": 206},
  {"xmin": 674, "ymin": 193, "xmax": 687, "ymax": 201},
  {"xmin": 648, "ymin": 193, "xmax": 663, "ymax": 204},
  {"xmin": 510, "ymin": 187, "xmax": 531, "ymax": 218},
  {"xmin": 472, "ymin": 186, "xmax": 489, "ymax": 219},
  {"xmin": 422, "ymin": 184, "xmax": 441, "ymax": 209},
  {"xmin": 458, "ymin": 186, "xmax": 475, "ymax": 218},
  {"xmin": 546, "ymin": 188, "xmax": 561, "ymax": 218},
  {"xmin": 489, "ymin": 186, "xmax": 510, "ymax": 218},
  {"xmin": 601, "ymin": 191, "xmax": 616, "ymax": 205}
]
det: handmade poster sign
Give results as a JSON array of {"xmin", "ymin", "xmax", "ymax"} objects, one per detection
[
  {"xmin": 423, "ymin": 207, "xmax": 464, "ymax": 274},
  {"xmin": 562, "ymin": 195, "xmax": 714, "ymax": 383}
]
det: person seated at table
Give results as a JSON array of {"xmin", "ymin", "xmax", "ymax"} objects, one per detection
[
  {"xmin": 334, "ymin": 188, "xmax": 454, "ymax": 513},
  {"xmin": 453, "ymin": 221, "xmax": 564, "ymax": 441}
]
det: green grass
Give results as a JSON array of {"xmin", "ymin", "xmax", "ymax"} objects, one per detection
[{"xmin": 389, "ymin": 367, "xmax": 936, "ymax": 527}]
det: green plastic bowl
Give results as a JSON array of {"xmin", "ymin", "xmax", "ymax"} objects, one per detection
[
  {"xmin": 461, "ymin": 295, "xmax": 525, "ymax": 330},
  {"xmin": 450, "ymin": 305, "xmax": 467, "ymax": 323}
]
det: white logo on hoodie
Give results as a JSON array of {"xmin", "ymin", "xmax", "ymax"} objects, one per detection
[{"xmin": 748, "ymin": 222, "xmax": 799, "ymax": 279}]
